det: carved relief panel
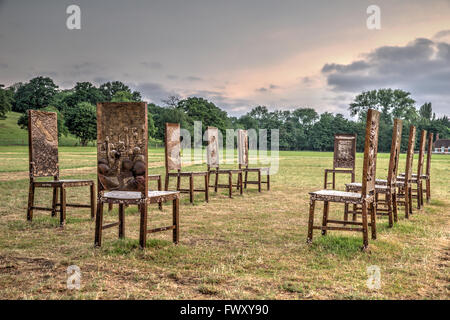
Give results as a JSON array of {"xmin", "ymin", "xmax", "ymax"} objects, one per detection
[
  {"xmin": 334, "ymin": 134, "xmax": 356, "ymax": 169},
  {"xmin": 206, "ymin": 127, "xmax": 219, "ymax": 168},
  {"xmin": 238, "ymin": 129, "xmax": 248, "ymax": 166},
  {"xmin": 97, "ymin": 102, "xmax": 148, "ymax": 192},
  {"xmin": 28, "ymin": 110, "xmax": 59, "ymax": 178},
  {"xmin": 362, "ymin": 110, "xmax": 380, "ymax": 196},
  {"xmin": 165, "ymin": 123, "xmax": 181, "ymax": 171}
]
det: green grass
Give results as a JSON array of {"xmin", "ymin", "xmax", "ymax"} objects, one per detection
[{"xmin": 0, "ymin": 146, "xmax": 448, "ymax": 299}]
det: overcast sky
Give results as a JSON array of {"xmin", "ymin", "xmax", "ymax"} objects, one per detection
[{"xmin": 0, "ymin": 0, "xmax": 449, "ymax": 116}]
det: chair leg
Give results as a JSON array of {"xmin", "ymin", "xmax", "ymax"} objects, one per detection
[
  {"xmin": 426, "ymin": 178, "xmax": 431, "ymax": 203},
  {"xmin": 108, "ymin": 203, "xmax": 113, "ymax": 212},
  {"xmin": 51, "ymin": 186, "xmax": 58, "ymax": 217},
  {"xmin": 118, "ymin": 203, "xmax": 125, "ymax": 239},
  {"xmin": 27, "ymin": 183, "xmax": 35, "ymax": 221},
  {"xmin": 239, "ymin": 172, "xmax": 243, "ymax": 195},
  {"xmin": 392, "ymin": 191, "xmax": 398, "ymax": 223},
  {"xmin": 321, "ymin": 201, "xmax": 329, "ymax": 236},
  {"xmin": 420, "ymin": 181, "xmax": 424, "ymax": 207},
  {"xmin": 214, "ymin": 170, "xmax": 219, "ymax": 193},
  {"xmin": 416, "ymin": 183, "xmax": 421, "ymax": 210},
  {"xmin": 361, "ymin": 202, "xmax": 369, "ymax": 250},
  {"xmin": 386, "ymin": 192, "xmax": 393, "ymax": 228},
  {"xmin": 343, "ymin": 187, "xmax": 349, "ymax": 225},
  {"xmin": 404, "ymin": 185, "xmax": 410, "ymax": 219},
  {"xmin": 244, "ymin": 170, "xmax": 248, "ymax": 189},
  {"xmin": 204, "ymin": 174, "xmax": 209, "ymax": 202},
  {"xmin": 157, "ymin": 177, "xmax": 163, "ymax": 210},
  {"xmin": 258, "ymin": 170, "xmax": 262, "ymax": 192},
  {"xmin": 408, "ymin": 186, "xmax": 413, "ymax": 216},
  {"xmin": 189, "ymin": 174, "xmax": 194, "ymax": 203},
  {"xmin": 306, "ymin": 199, "xmax": 315, "ymax": 243},
  {"xmin": 94, "ymin": 202, "xmax": 104, "ymax": 247},
  {"xmin": 90, "ymin": 184, "xmax": 96, "ymax": 219},
  {"xmin": 228, "ymin": 172, "xmax": 232, "ymax": 198},
  {"xmin": 370, "ymin": 201, "xmax": 377, "ymax": 240},
  {"xmin": 139, "ymin": 203, "xmax": 148, "ymax": 249},
  {"xmin": 352, "ymin": 204, "xmax": 357, "ymax": 221},
  {"xmin": 267, "ymin": 172, "xmax": 270, "ymax": 190},
  {"xmin": 59, "ymin": 187, "xmax": 66, "ymax": 227},
  {"xmin": 173, "ymin": 197, "xmax": 179, "ymax": 244}
]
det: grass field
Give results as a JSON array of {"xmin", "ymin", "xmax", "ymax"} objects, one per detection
[{"xmin": 0, "ymin": 146, "xmax": 448, "ymax": 299}]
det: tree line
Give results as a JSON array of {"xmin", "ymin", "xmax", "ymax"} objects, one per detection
[{"xmin": 0, "ymin": 76, "xmax": 448, "ymax": 151}]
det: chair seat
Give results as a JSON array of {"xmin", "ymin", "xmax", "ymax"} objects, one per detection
[
  {"xmin": 168, "ymin": 171, "xmax": 208, "ymax": 176},
  {"xmin": 309, "ymin": 189, "xmax": 364, "ymax": 203},
  {"xmin": 214, "ymin": 169, "xmax": 242, "ymax": 174},
  {"xmin": 399, "ymin": 172, "xmax": 428, "ymax": 179},
  {"xmin": 346, "ymin": 182, "xmax": 391, "ymax": 193},
  {"xmin": 395, "ymin": 176, "xmax": 418, "ymax": 183},
  {"xmin": 34, "ymin": 179, "xmax": 94, "ymax": 187},
  {"xmin": 102, "ymin": 190, "xmax": 179, "ymax": 204},
  {"xmin": 244, "ymin": 167, "xmax": 269, "ymax": 173}
]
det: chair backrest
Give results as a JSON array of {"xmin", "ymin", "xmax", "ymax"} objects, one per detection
[
  {"xmin": 206, "ymin": 126, "xmax": 219, "ymax": 168},
  {"xmin": 404, "ymin": 125, "xmax": 416, "ymax": 184},
  {"xmin": 426, "ymin": 132, "xmax": 433, "ymax": 176},
  {"xmin": 28, "ymin": 110, "xmax": 59, "ymax": 180},
  {"xmin": 333, "ymin": 134, "xmax": 357, "ymax": 170},
  {"xmin": 165, "ymin": 123, "xmax": 181, "ymax": 172},
  {"xmin": 386, "ymin": 119, "xmax": 403, "ymax": 187},
  {"xmin": 237, "ymin": 129, "xmax": 248, "ymax": 167},
  {"xmin": 361, "ymin": 109, "xmax": 380, "ymax": 197},
  {"xmin": 96, "ymin": 102, "xmax": 148, "ymax": 197},
  {"xmin": 417, "ymin": 130, "xmax": 427, "ymax": 178}
]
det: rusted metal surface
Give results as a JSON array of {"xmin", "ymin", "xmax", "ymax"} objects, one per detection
[
  {"xmin": 95, "ymin": 103, "xmax": 180, "ymax": 249},
  {"xmin": 28, "ymin": 110, "xmax": 59, "ymax": 178},
  {"xmin": 237, "ymin": 129, "xmax": 270, "ymax": 192},
  {"xmin": 27, "ymin": 110, "xmax": 95, "ymax": 226},
  {"xmin": 345, "ymin": 119, "xmax": 402, "ymax": 227},
  {"xmin": 207, "ymin": 126, "xmax": 243, "ymax": 198},
  {"xmin": 324, "ymin": 134, "xmax": 356, "ymax": 189},
  {"xmin": 97, "ymin": 102, "xmax": 148, "ymax": 193},
  {"xmin": 307, "ymin": 109, "xmax": 380, "ymax": 250},
  {"xmin": 164, "ymin": 122, "xmax": 209, "ymax": 203}
]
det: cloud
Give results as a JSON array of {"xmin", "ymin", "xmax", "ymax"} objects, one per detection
[
  {"xmin": 140, "ymin": 61, "xmax": 163, "ymax": 70},
  {"xmin": 132, "ymin": 82, "xmax": 175, "ymax": 104},
  {"xmin": 255, "ymin": 84, "xmax": 279, "ymax": 93},
  {"xmin": 321, "ymin": 35, "xmax": 450, "ymax": 115},
  {"xmin": 433, "ymin": 29, "xmax": 450, "ymax": 39},
  {"xmin": 185, "ymin": 76, "xmax": 203, "ymax": 81},
  {"xmin": 0, "ymin": 63, "xmax": 7, "ymax": 69}
]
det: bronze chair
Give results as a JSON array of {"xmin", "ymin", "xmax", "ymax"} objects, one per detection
[
  {"xmin": 345, "ymin": 119, "xmax": 402, "ymax": 227},
  {"xmin": 237, "ymin": 129, "xmax": 270, "ymax": 192},
  {"xmin": 108, "ymin": 174, "xmax": 163, "ymax": 211},
  {"xmin": 399, "ymin": 132, "xmax": 433, "ymax": 204},
  {"xmin": 94, "ymin": 103, "xmax": 180, "ymax": 249},
  {"xmin": 164, "ymin": 122, "xmax": 209, "ymax": 203},
  {"xmin": 307, "ymin": 109, "xmax": 380, "ymax": 250},
  {"xmin": 397, "ymin": 129, "xmax": 426, "ymax": 210},
  {"xmin": 206, "ymin": 126, "xmax": 243, "ymax": 198},
  {"xmin": 324, "ymin": 134, "xmax": 357, "ymax": 189},
  {"xmin": 27, "ymin": 110, "xmax": 95, "ymax": 227}
]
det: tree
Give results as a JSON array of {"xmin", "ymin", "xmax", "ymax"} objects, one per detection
[
  {"xmin": 17, "ymin": 106, "xmax": 69, "ymax": 139},
  {"xmin": 12, "ymin": 76, "xmax": 58, "ymax": 113},
  {"xmin": 111, "ymin": 90, "xmax": 134, "ymax": 102},
  {"xmin": 64, "ymin": 102, "xmax": 97, "ymax": 146},
  {"xmin": 177, "ymin": 97, "xmax": 231, "ymax": 133},
  {"xmin": 0, "ymin": 84, "xmax": 14, "ymax": 119},
  {"xmin": 349, "ymin": 89, "xmax": 417, "ymax": 122},
  {"xmin": 419, "ymin": 102, "xmax": 432, "ymax": 121},
  {"xmin": 62, "ymin": 82, "xmax": 105, "ymax": 108},
  {"xmin": 99, "ymin": 81, "xmax": 142, "ymax": 102}
]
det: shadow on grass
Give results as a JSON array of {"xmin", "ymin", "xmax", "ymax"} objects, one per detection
[{"xmin": 308, "ymin": 235, "xmax": 364, "ymax": 258}]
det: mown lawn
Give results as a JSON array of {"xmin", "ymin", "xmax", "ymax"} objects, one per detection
[{"xmin": 0, "ymin": 146, "xmax": 448, "ymax": 299}]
